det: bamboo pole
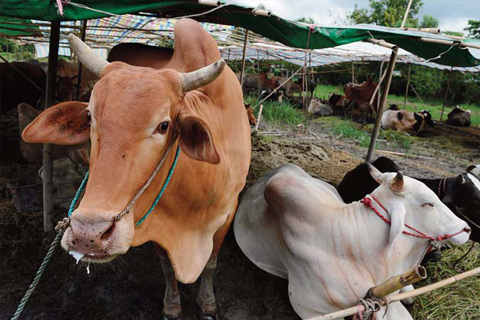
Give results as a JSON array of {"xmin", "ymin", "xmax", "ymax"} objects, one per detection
[
  {"xmin": 364, "ymin": 38, "xmax": 397, "ymax": 50},
  {"xmin": 254, "ymin": 104, "xmax": 263, "ymax": 131},
  {"xmin": 75, "ymin": 20, "xmax": 87, "ymax": 101},
  {"xmin": 239, "ymin": 29, "xmax": 249, "ymax": 86},
  {"xmin": 419, "ymin": 37, "xmax": 480, "ymax": 50},
  {"xmin": 440, "ymin": 68, "xmax": 453, "ymax": 121},
  {"xmin": 368, "ymin": 266, "xmax": 426, "ymax": 299},
  {"xmin": 43, "ymin": 21, "xmax": 60, "ymax": 232},
  {"xmin": 403, "ymin": 64, "xmax": 411, "ymax": 109},
  {"xmin": 401, "ymin": 0, "xmax": 414, "ymax": 28},
  {"xmin": 306, "ymin": 267, "xmax": 480, "ymax": 320},
  {"xmin": 366, "ymin": 46, "xmax": 399, "ymax": 162}
]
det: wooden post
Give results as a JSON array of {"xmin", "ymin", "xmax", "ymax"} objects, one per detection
[
  {"xmin": 440, "ymin": 68, "xmax": 453, "ymax": 122},
  {"xmin": 403, "ymin": 64, "xmax": 411, "ymax": 109},
  {"xmin": 351, "ymin": 62, "xmax": 355, "ymax": 83},
  {"xmin": 401, "ymin": 0, "xmax": 414, "ymax": 28},
  {"xmin": 43, "ymin": 21, "xmax": 60, "ymax": 232},
  {"xmin": 254, "ymin": 104, "xmax": 263, "ymax": 131},
  {"xmin": 366, "ymin": 46, "xmax": 398, "ymax": 162},
  {"xmin": 75, "ymin": 20, "xmax": 87, "ymax": 100},
  {"xmin": 239, "ymin": 29, "xmax": 249, "ymax": 86}
]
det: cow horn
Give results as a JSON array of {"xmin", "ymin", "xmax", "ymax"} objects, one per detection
[
  {"xmin": 390, "ymin": 172, "xmax": 404, "ymax": 192},
  {"xmin": 180, "ymin": 59, "xmax": 226, "ymax": 92},
  {"xmin": 67, "ymin": 34, "xmax": 109, "ymax": 77}
]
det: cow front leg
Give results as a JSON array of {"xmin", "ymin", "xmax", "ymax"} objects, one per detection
[
  {"xmin": 155, "ymin": 245, "xmax": 182, "ymax": 320},
  {"xmin": 196, "ymin": 254, "xmax": 218, "ymax": 319}
]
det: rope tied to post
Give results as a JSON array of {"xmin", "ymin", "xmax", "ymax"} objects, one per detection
[{"xmin": 353, "ymin": 299, "xmax": 382, "ymax": 320}]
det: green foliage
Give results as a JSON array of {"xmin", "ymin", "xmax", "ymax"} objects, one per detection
[
  {"xmin": 349, "ymin": 0, "xmax": 423, "ymax": 27},
  {"xmin": 409, "ymin": 67, "xmax": 445, "ymax": 99},
  {"xmin": 296, "ymin": 17, "xmax": 316, "ymax": 24},
  {"xmin": 465, "ymin": 20, "xmax": 480, "ymax": 39},
  {"xmin": 443, "ymin": 30, "xmax": 464, "ymax": 37},
  {"xmin": 420, "ymin": 14, "xmax": 439, "ymax": 28},
  {"xmin": 244, "ymin": 96, "xmax": 305, "ymax": 127}
]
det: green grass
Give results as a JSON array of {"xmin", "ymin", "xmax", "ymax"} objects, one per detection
[
  {"xmin": 313, "ymin": 84, "xmax": 480, "ymax": 126},
  {"xmin": 315, "ymin": 117, "xmax": 371, "ymax": 148},
  {"xmin": 411, "ymin": 242, "xmax": 480, "ymax": 320},
  {"xmin": 245, "ymin": 96, "xmax": 306, "ymax": 127}
]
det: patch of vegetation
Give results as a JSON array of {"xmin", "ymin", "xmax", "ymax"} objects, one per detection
[
  {"xmin": 315, "ymin": 117, "xmax": 370, "ymax": 148},
  {"xmin": 381, "ymin": 130, "xmax": 412, "ymax": 149},
  {"xmin": 244, "ymin": 96, "xmax": 306, "ymax": 127},
  {"xmin": 411, "ymin": 242, "xmax": 480, "ymax": 320}
]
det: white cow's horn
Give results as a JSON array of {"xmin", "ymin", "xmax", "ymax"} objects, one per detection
[
  {"xmin": 180, "ymin": 59, "xmax": 226, "ymax": 92},
  {"xmin": 67, "ymin": 34, "xmax": 109, "ymax": 77}
]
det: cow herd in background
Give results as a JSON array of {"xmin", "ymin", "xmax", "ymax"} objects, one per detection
[{"xmin": 1, "ymin": 19, "xmax": 480, "ymax": 320}]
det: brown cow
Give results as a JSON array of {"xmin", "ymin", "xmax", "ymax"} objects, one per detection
[
  {"xmin": 344, "ymin": 78, "xmax": 379, "ymax": 120},
  {"xmin": 108, "ymin": 43, "xmax": 174, "ymax": 69},
  {"xmin": 245, "ymin": 103, "xmax": 257, "ymax": 126},
  {"xmin": 18, "ymin": 102, "xmax": 90, "ymax": 165},
  {"xmin": 22, "ymin": 19, "xmax": 251, "ymax": 320}
]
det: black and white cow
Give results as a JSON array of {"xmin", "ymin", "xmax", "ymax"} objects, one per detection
[{"xmin": 447, "ymin": 106, "xmax": 471, "ymax": 127}]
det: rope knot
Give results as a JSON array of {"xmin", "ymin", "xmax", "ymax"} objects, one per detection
[
  {"xmin": 55, "ymin": 217, "xmax": 70, "ymax": 233},
  {"xmin": 361, "ymin": 197, "xmax": 372, "ymax": 207}
]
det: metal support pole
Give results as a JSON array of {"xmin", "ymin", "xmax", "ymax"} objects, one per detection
[
  {"xmin": 75, "ymin": 20, "xmax": 87, "ymax": 100},
  {"xmin": 43, "ymin": 21, "xmax": 60, "ymax": 232},
  {"xmin": 403, "ymin": 64, "xmax": 411, "ymax": 109},
  {"xmin": 239, "ymin": 29, "xmax": 249, "ymax": 86},
  {"xmin": 366, "ymin": 47, "xmax": 398, "ymax": 162}
]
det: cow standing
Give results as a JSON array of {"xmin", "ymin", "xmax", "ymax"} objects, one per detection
[
  {"xmin": 234, "ymin": 164, "xmax": 470, "ymax": 319},
  {"xmin": 22, "ymin": 19, "xmax": 251, "ymax": 320}
]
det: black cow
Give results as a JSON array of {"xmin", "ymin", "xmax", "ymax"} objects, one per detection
[
  {"xmin": 337, "ymin": 157, "xmax": 480, "ymax": 243},
  {"xmin": 447, "ymin": 106, "xmax": 471, "ymax": 127},
  {"xmin": 0, "ymin": 62, "xmax": 46, "ymax": 114}
]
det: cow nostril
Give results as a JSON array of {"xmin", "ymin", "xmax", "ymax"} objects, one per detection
[
  {"xmin": 100, "ymin": 222, "xmax": 116, "ymax": 240},
  {"xmin": 464, "ymin": 227, "xmax": 471, "ymax": 233}
]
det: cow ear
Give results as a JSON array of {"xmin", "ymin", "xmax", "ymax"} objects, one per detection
[
  {"xmin": 22, "ymin": 101, "xmax": 90, "ymax": 145},
  {"xmin": 367, "ymin": 164, "xmax": 382, "ymax": 183},
  {"xmin": 176, "ymin": 115, "xmax": 220, "ymax": 164},
  {"xmin": 387, "ymin": 204, "xmax": 406, "ymax": 256}
]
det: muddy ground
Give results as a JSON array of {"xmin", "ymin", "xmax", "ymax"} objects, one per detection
[{"xmin": 1, "ymin": 112, "xmax": 480, "ymax": 320}]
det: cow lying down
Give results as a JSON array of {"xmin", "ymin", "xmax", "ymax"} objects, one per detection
[
  {"xmin": 381, "ymin": 109, "xmax": 433, "ymax": 134},
  {"xmin": 234, "ymin": 164, "xmax": 470, "ymax": 319},
  {"xmin": 337, "ymin": 157, "xmax": 480, "ymax": 243}
]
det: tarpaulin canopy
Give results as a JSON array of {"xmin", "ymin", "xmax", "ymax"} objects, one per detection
[{"xmin": 1, "ymin": 0, "xmax": 480, "ymax": 67}]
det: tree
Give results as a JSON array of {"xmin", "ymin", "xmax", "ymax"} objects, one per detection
[
  {"xmin": 349, "ymin": 0, "xmax": 423, "ymax": 27},
  {"xmin": 443, "ymin": 30, "xmax": 464, "ymax": 37},
  {"xmin": 465, "ymin": 20, "xmax": 480, "ymax": 39},
  {"xmin": 296, "ymin": 17, "xmax": 316, "ymax": 24},
  {"xmin": 420, "ymin": 14, "xmax": 438, "ymax": 28}
]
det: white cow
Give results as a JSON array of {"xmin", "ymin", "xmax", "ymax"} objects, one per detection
[{"xmin": 234, "ymin": 164, "xmax": 471, "ymax": 320}]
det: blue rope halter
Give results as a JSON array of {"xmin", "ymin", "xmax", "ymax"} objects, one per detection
[{"xmin": 67, "ymin": 145, "xmax": 181, "ymax": 226}]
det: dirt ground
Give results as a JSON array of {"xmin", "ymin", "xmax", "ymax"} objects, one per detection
[{"xmin": 1, "ymin": 113, "xmax": 479, "ymax": 320}]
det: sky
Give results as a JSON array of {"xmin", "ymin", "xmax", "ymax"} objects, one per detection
[{"xmin": 232, "ymin": 0, "xmax": 480, "ymax": 34}]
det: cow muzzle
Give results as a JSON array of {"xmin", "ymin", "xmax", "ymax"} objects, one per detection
[{"xmin": 61, "ymin": 210, "xmax": 134, "ymax": 263}]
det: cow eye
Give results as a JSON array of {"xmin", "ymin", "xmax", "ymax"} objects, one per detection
[
  {"xmin": 158, "ymin": 122, "xmax": 169, "ymax": 134},
  {"xmin": 86, "ymin": 111, "xmax": 91, "ymax": 121},
  {"xmin": 422, "ymin": 203, "xmax": 434, "ymax": 208}
]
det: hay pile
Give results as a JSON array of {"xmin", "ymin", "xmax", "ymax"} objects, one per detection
[{"xmin": 411, "ymin": 242, "xmax": 480, "ymax": 320}]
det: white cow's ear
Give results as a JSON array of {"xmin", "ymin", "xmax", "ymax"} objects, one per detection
[
  {"xmin": 367, "ymin": 163, "xmax": 382, "ymax": 183},
  {"xmin": 387, "ymin": 204, "xmax": 406, "ymax": 256}
]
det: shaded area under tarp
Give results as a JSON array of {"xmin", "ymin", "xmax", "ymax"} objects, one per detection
[{"xmin": 1, "ymin": 0, "xmax": 480, "ymax": 67}]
